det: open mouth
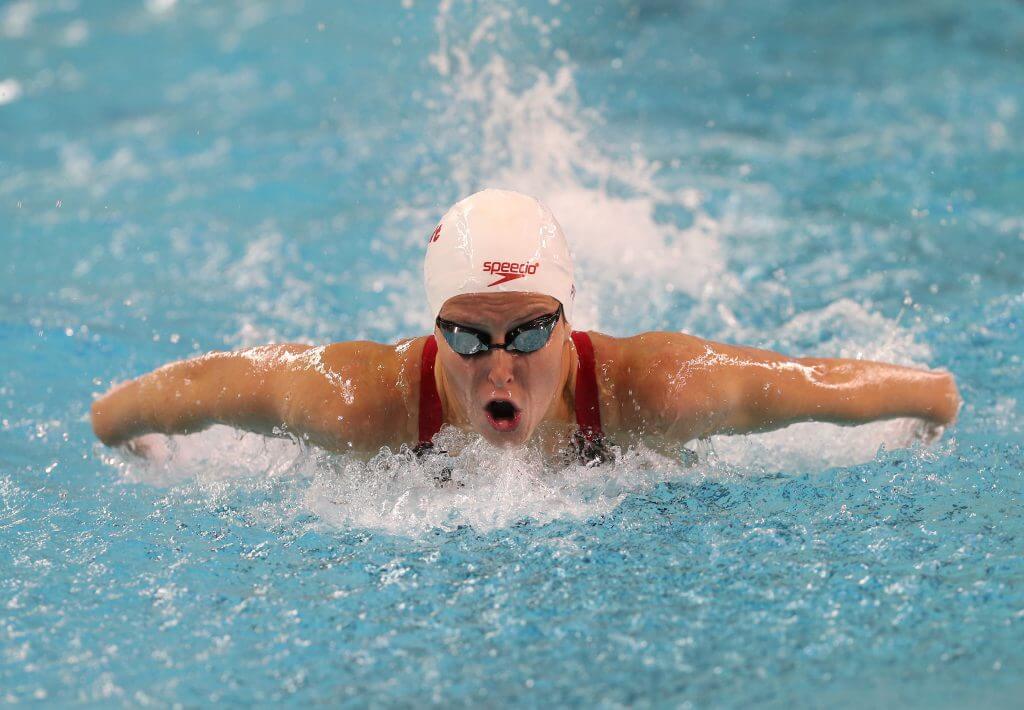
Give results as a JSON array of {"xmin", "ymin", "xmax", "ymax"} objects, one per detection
[{"xmin": 484, "ymin": 399, "xmax": 522, "ymax": 433}]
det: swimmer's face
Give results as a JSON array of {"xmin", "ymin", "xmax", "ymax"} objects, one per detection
[{"xmin": 435, "ymin": 292, "xmax": 570, "ymax": 447}]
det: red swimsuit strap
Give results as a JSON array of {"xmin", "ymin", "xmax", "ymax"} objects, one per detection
[
  {"xmin": 418, "ymin": 335, "xmax": 443, "ymax": 446},
  {"xmin": 570, "ymin": 330, "xmax": 604, "ymax": 440},
  {"xmin": 417, "ymin": 331, "xmax": 604, "ymax": 446}
]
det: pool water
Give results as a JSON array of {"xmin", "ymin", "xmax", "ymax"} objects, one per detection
[{"xmin": 2, "ymin": 0, "xmax": 1023, "ymax": 705}]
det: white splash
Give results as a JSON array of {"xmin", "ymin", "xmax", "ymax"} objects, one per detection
[
  {"xmin": 304, "ymin": 431, "xmax": 693, "ymax": 534},
  {"xmin": 105, "ymin": 426, "xmax": 310, "ymax": 488},
  {"xmin": 370, "ymin": 0, "xmax": 726, "ymax": 338},
  {"xmin": 115, "ymin": 426, "xmax": 698, "ymax": 535}
]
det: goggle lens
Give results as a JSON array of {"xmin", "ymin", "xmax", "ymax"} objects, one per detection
[
  {"xmin": 508, "ymin": 324, "xmax": 554, "ymax": 353},
  {"xmin": 444, "ymin": 329, "xmax": 489, "ymax": 356}
]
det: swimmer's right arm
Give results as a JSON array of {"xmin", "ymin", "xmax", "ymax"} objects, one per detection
[{"xmin": 90, "ymin": 342, "xmax": 416, "ymax": 452}]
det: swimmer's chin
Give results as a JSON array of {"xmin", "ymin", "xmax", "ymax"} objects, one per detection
[{"xmin": 477, "ymin": 422, "xmax": 534, "ymax": 448}]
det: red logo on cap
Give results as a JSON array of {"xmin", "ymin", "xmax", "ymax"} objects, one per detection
[
  {"xmin": 482, "ymin": 260, "xmax": 539, "ymax": 287},
  {"xmin": 428, "ymin": 223, "xmax": 442, "ymax": 244}
]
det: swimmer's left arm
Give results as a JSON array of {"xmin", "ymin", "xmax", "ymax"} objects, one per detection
[{"xmin": 627, "ymin": 333, "xmax": 961, "ymax": 440}]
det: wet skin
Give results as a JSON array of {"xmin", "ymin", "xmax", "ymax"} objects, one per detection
[{"xmin": 91, "ymin": 292, "xmax": 961, "ymax": 457}]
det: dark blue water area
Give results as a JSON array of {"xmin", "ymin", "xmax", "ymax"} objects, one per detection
[{"xmin": 2, "ymin": 0, "xmax": 1023, "ymax": 706}]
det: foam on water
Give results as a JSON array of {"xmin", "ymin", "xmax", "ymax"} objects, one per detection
[
  {"xmin": 109, "ymin": 425, "xmax": 701, "ymax": 535},
  {"xmin": 304, "ymin": 429, "xmax": 697, "ymax": 534},
  {"xmin": 113, "ymin": 0, "xmax": 947, "ymax": 536}
]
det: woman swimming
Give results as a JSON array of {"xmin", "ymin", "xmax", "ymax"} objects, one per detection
[{"xmin": 90, "ymin": 189, "xmax": 960, "ymax": 462}]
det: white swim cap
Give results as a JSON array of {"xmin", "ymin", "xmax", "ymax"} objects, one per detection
[{"xmin": 424, "ymin": 189, "xmax": 576, "ymax": 322}]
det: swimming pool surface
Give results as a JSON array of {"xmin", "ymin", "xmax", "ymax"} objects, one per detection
[{"xmin": 2, "ymin": 0, "xmax": 1023, "ymax": 705}]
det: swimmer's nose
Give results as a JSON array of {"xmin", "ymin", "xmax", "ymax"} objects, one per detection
[{"xmin": 485, "ymin": 349, "xmax": 515, "ymax": 389}]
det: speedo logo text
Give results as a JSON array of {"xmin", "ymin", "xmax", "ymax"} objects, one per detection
[{"xmin": 482, "ymin": 260, "xmax": 539, "ymax": 287}]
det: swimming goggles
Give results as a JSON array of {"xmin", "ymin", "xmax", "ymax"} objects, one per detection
[{"xmin": 435, "ymin": 305, "xmax": 563, "ymax": 356}]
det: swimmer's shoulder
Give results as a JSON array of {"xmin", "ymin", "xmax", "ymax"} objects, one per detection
[
  {"xmin": 316, "ymin": 336, "xmax": 432, "ymax": 445},
  {"xmin": 582, "ymin": 330, "xmax": 711, "ymax": 435},
  {"xmin": 589, "ymin": 330, "xmax": 710, "ymax": 368}
]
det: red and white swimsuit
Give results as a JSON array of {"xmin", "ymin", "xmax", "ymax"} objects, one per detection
[{"xmin": 415, "ymin": 331, "xmax": 612, "ymax": 465}]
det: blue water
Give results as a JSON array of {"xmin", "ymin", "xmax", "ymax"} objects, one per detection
[{"xmin": 2, "ymin": 0, "xmax": 1023, "ymax": 705}]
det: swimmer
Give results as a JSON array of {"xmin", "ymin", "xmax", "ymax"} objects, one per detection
[{"xmin": 90, "ymin": 189, "xmax": 961, "ymax": 463}]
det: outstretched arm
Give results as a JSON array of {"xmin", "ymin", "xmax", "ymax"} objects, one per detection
[
  {"xmin": 90, "ymin": 341, "xmax": 418, "ymax": 453},
  {"xmin": 626, "ymin": 333, "xmax": 960, "ymax": 441}
]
